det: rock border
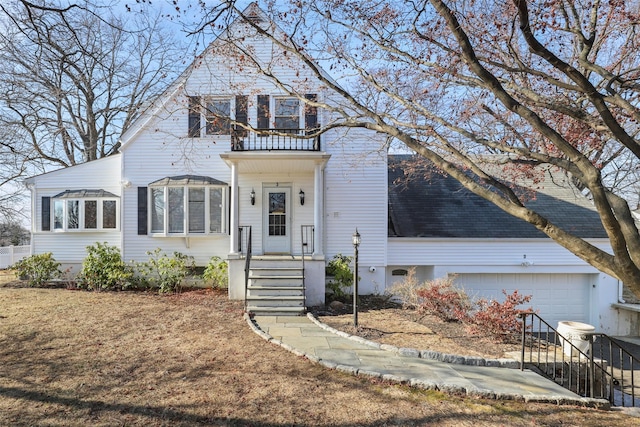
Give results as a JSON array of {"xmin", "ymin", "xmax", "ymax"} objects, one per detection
[{"xmin": 243, "ymin": 313, "xmax": 609, "ymax": 409}]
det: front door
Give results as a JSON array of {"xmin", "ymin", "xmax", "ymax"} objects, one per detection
[{"xmin": 263, "ymin": 186, "xmax": 291, "ymax": 254}]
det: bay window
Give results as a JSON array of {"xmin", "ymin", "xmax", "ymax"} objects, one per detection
[
  {"xmin": 148, "ymin": 175, "xmax": 227, "ymax": 236},
  {"xmin": 50, "ymin": 190, "xmax": 119, "ymax": 232}
]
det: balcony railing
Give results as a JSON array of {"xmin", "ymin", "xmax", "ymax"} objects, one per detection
[{"xmin": 231, "ymin": 127, "xmax": 320, "ymax": 151}]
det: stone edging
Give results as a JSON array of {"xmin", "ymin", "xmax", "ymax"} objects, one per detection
[
  {"xmin": 243, "ymin": 313, "xmax": 609, "ymax": 408},
  {"xmin": 307, "ymin": 313, "xmax": 521, "ymax": 369}
]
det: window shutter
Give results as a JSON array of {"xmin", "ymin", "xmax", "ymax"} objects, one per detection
[
  {"xmin": 235, "ymin": 95, "xmax": 248, "ymax": 137},
  {"xmin": 188, "ymin": 96, "xmax": 201, "ymax": 137},
  {"xmin": 41, "ymin": 197, "xmax": 51, "ymax": 231},
  {"xmin": 138, "ymin": 187, "xmax": 148, "ymax": 235},
  {"xmin": 304, "ymin": 94, "xmax": 318, "ymax": 131},
  {"xmin": 257, "ymin": 95, "xmax": 270, "ymax": 129}
]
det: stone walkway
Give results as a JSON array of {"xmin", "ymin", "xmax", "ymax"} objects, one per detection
[{"xmin": 246, "ymin": 313, "xmax": 609, "ymax": 407}]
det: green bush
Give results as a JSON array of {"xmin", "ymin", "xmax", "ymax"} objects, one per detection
[
  {"xmin": 137, "ymin": 248, "xmax": 195, "ymax": 294},
  {"xmin": 12, "ymin": 252, "xmax": 61, "ymax": 287},
  {"xmin": 202, "ymin": 256, "xmax": 228, "ymax": 289},
  {"xmin": 325, "ymin": 253, "xmax": 354, "ymax": 299},
  {"xmin": 78, "ymin": 242, "xmax": 133, "ymax": 291}
]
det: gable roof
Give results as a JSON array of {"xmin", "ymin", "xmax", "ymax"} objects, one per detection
[
  {"xmin": 388, "ymin": 155, "xmax": 608, "ymax": 239},
  {"xmin": 118, "ymin": 3, "xmax": 334, "ymax": 149}
]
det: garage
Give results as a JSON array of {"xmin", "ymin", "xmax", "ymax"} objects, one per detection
[{"xmin": 453, "ymin": 273, "xmax": 594, "ymax": 329}]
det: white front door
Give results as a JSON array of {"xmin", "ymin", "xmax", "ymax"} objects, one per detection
[{"xmin": 263, "ymin": 186, "xmax": 291, "ymax": 254}]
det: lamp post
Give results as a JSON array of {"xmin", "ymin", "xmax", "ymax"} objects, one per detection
[{"xmin": 352, "ymin": 228, "xmax": 361, "ymax": 327}]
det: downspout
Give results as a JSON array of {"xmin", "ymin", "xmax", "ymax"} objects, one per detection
[
  {"xmin": 618, "ymin": 279, "xmax": 626, "ymax": 304},
  {"xmin": 26, "ymin": 181, "xmax": 35, "ymax": 256}
]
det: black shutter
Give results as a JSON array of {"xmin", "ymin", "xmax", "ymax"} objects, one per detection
[
  {"xmin": 304, "ymin": 93, "xmax": 318, "ymax": 132},
  {"xmin": 257, "ymin": 95, "xmax": 269, "ymax": 129},
  {"xmin": 41, "ymin": 197, "xmax": 51, "ymax": 231},
  {"xmin": 235, "ymin": 95, "xmax": 248, "ymax": 137},
  {"xmin": 188, "ymin": 96, "xmax": 201, "ymax": 137},
  {"xmin": 138, "ymin": 187, "xmax": 147, "ymax": 235}
]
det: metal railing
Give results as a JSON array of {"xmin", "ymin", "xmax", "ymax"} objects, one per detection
[
  {"xmin": 239, "ymin": 226, "xmax": 252, "ymax": 312},
  {"xmin": 231, "ymin": 127, "xmax": 320, "ymax": 151},
  {"xmin": 300, "ymin": 225, "xmax": 314, "ymax": 311},
  {"xmin": 519, "ymin": 312, "xmax": 639, "ymax": 407},
  {"xmin": 238, "ymin": 226, "xmax": 252, "ymax": 256}
]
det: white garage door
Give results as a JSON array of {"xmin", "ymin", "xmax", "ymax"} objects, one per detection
[{"xmin": 454, "ymin": 273, "xmax": 593, "ymax": 328}]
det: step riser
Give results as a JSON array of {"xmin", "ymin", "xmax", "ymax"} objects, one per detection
[
  {"xmin": 247, "ymin": 300, "xmax": 304, "ymax": 308},
  {"xmin": 249, "ymin": 279, "xmax": 303, "ymax": 287},
  {"xmin": 248, "ymin": 289, "xmax": 304, "ymax": 297}
]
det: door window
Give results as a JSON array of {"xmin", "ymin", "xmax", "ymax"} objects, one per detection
[{"xmin": 268, "ymin": 192, "xmax": 286, "ymax": 236}]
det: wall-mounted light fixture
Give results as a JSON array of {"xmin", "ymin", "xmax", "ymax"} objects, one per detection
[
  {"xmin": 299, "ymin": 189, "xmax": 305, "ymax": 206},
  {"xmin": 250, "ymin": 188, "xmax": 256, "ymax": 205}
]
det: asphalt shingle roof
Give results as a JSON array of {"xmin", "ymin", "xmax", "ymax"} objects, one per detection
[{"xmin": 388, "ymin": 155, "xmax": 608, "ymax": 239}]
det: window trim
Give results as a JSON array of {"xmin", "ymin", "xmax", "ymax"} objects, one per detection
[
  {"xmin": 148, "ymin": 176, "xmax": 228, "ymax": 237},
  {"xmin": 273, "ymin": 96, "xmax": 301, "ymax": 130},
  {"xmin": 204, "ymin": 97, "xmax": 233, "ymax": 135},
  {"xmin": 50, "ymin": 195, "xmax": 120, "ymax": 232}
]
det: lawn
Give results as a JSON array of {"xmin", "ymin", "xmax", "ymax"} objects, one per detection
[{"xmin": 0, "ymin": 279, "xmax": 634, "ymax": 426}]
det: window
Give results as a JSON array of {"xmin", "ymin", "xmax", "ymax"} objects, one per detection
[
  {"xmin": 148, "ymin": 175, "xmax": 227, "ymax": 236},
  {"xmin": 205, "ymin": 99, "xmax": 231, "ymax": 135},
  {"xmin": 49, "ymin": 190, "xmax": 119, "ymax": 232},
  {"xmin": 274, "ymin": 97, "xmax": 300, "ymax": 130}
]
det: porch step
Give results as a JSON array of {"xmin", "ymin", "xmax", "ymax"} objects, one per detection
[
  {"xmin": 245, "ymin": 261, "xmax": 307, "ymax": 316},
  {"xmin": 246, "ymin": 305, "xmax": 306, "ymax": 316}
]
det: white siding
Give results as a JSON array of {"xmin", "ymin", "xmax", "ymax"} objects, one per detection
[
  {"xmin": 323, "ymin": 128, "xmax": 388, "ymax": 264},
  {"xmin": 29, "ymin": 155, "xmax": 123, "ymax": 266}
]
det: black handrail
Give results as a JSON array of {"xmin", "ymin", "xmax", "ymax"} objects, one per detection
[
  {"xmin": 519, "ymin": 312, "xmax": 639, "ymax": 407},
  {"xmin": 239, "ymin": 226, "xmax": 252, "ymax": 312},
  {"xmin": 300, "ymin": 225, "xmax": 314, "ymax": 312},
  {"xmin": 231, "ymin": 127, "xmax": 320, "ymax": 151}
]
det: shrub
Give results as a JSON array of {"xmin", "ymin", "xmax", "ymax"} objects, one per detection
[
  {"xmin": 325, "ymin": 253, "xmax": 354, "ymax": 300},
  {"xmin": 202, "ymin": 256, "xmax": 228, "ymax": 289},
  {"xmin": 12, "ymin": 252, "xmax": 61, "ymax": 287},
  {"xmin": 137, "ymin": 248, "xmax": 195, "ymax": 294},
  {"xmin": 415, "ymin": 276, "xmax": 471, "ymax": 322},
  {"xmin": 384, "ymin": 268, "xmax": 423, "ymax": 309},
  {"xmin": 467, "ymin": 290, "xmax": 534, "ymax": 343},
  {"xmin": 78, "ymin": 242, "xmax": 133, "ymax": 291}
]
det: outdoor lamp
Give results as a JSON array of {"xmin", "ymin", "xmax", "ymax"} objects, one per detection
[
  {"xmin": 352, "ymin": 229, "xmax": 361, "ymax": 248},
  {"xmin": 299, "ymin": 189, "xmax": 305, "ymax": 206},
  {"xmin": 250, "ymin": 188, "xmax": 256, "ymax": 205},
  {"xmin": 352, "ymin": 228, "xmax": 361, "ymax": 327}
]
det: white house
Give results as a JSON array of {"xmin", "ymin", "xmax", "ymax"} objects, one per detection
[{"xmin": 24, "ymin": 4, "xmax": 640, "ymax": 335}]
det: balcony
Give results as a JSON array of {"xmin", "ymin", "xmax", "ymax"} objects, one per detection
[{"xmin": 231, "ymin": 127, "xmax": 320, "ymax": 151}]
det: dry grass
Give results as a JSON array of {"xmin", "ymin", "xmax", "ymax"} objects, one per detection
[
  {"xmin": 318, "ymin": 309, "xmax": 522, "ymax": 359},
  {"xmin": 0, "ymin": 275, "xmax": 635, "ymax": 426}
]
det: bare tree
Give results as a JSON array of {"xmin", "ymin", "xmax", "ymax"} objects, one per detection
[
  {"xmin": 0, "ymin": 0, "xmax": 180, "ymax": 171},
  {"xmin": 185, "ymin": 1, "xmax": 640, "ymax": 296}
]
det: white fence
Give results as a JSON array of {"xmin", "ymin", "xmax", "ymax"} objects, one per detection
[{"xmin": 0, "ymin": 245, "xmax": 31, "ymax": 269}]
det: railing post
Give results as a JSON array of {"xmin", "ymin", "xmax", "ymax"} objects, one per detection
[
  {"xmin": 588, "ymin": 334, "xmax": 595, "ymax": 398},
  {"xmin": 520, "ymin": 312, "xmax": 526, "ymax": 371}
]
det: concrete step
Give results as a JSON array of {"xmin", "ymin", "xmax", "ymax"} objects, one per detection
[
  {"xmin": 247, "ymin": 287, "xmax": 304, "ymax": 298},
  {"xmin": 246, "ymin": 305, "xmax": 306, "ymax": 316},
  {"xmin": 246, "ymin": 296, "xmax": 304, "ymax": 308}
]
